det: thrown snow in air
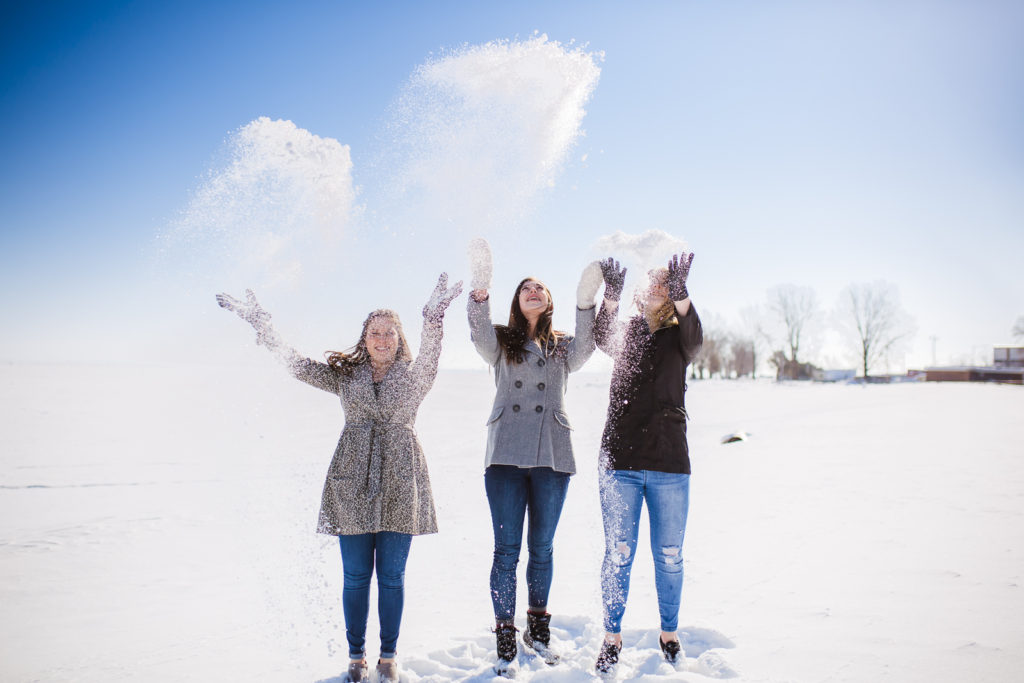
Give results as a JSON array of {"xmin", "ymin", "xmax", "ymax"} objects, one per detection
[
  {"xmin": 164, "ymin": 117, "xmax": 357, "ymax": 289},
  {"xmin": 384, "ymin": 34, "xmax": 602, "ymax": 231}
]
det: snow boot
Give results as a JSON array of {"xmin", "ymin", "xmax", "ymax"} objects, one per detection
[
  {"xmin": 495, "ymin": 621, "xmax": 518, "ymax": 663},
  {"xmin": 522, "ymin": 611, "xmax": 560, "ymax": 665},
  {"xmin": 376, "ymin": 659, "xmax": 399, "ymax": 683},
  {"xmin": 595, "ymin": 638, "xmax": 621, "ymax": 675},
  {"xmin": 659, "ymin": 636, "xmax": 682, "ymax": 663},
  {"xmin": 346, "ymin": 659, "xmax": 368, "ymax": 682}
]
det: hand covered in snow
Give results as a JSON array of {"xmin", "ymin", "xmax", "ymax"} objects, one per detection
[
  {"xmin": 599, "ymin": 257, "xmax": 627, "ymax": 302},
  {"xmin": 215, "ymin": 289, "xmax": 280, "ymax": 347},
  {"xmin": 422, "ymin": 272, "xmax": 464, "ymax": 322},
  {"xmin": 576, "ymin": 261, "xmax": 603, "ymax": 310},
  {"xmin": 467, "ymin": 237, "xmax": 492, "ymax": 294},
  {"xmin": 667, "ymin": 252, "xmax": 694, "ymax": 301}
]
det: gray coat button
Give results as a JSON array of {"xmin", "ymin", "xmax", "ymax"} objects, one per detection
[
  {"xmin": 537, "ymin": 359, "xmax": 545, "ymax": 367},
  {"xmin": 537, "ymin": 382, "xmax": 545, "ymax": 390},
  {"xmin": 512, "ymin": 404, "xmax": 521, "ymax": 412},
  {"xmin": 535, "ymin": 405, "xmax": 543, "ymax": 413},
  {"xmin": 515, "ymin": 380, "xmax": 523, "ymax": 388}
]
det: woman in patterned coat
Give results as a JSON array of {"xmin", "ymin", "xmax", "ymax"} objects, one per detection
[{"xmin": 216, "ymin": 273, "xmax": 462, "ymax": 683}]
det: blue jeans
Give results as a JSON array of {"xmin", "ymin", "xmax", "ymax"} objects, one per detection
[
  {"xmin": 484, "ymin": 465, "xmax": 571, "ymax": 622},
  {"xmin": 338, "ymin": 531, "xmax": 412, "ymax": 659},
  {"xmin": 599, "ymin": 468, "xmax": 690, "ymax": 633}
]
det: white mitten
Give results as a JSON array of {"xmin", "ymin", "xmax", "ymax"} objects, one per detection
[
  {"xmin": 576, "ymin": 261, "xmax": 603, "ymax": 310},
  {"xmin": 468, "ymin": 237, "xmax": 493, "ymax": 291}
]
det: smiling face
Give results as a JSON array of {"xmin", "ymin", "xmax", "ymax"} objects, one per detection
[
  {"xmin": 517, "ymin": 280, "xmax": 551, "ymax": 317},
  {"xmin": 364, "ymin": 317, "xmax": 400, "ymax": 366},
  {"xmin": 643, "ymin": 268, "xmax": 670, "ymax": 309}
]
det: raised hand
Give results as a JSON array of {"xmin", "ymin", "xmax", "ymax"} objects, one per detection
[
  {"xmin": 576, "ymin": 261, "xmax": 603, "ymax": 310},
  {"xmin": 468, "ymin": 237, "xmax": 493, "ymax": 293},
  {"xmin": 423, "ymin": 272, "xmax": 464, "ymax": 322},
  {"xmin": 216, "ymin": 289, "xmax": 280, "ymax": 347},
  {"xmin": 667, "ymin": 252, "xmax": 694, "ymax": 301},
  {"xmin": 599, "ymin": 257, "xmax": 627, "ymax": 302},
  {"xmin": 216, "ymin": 289, "xmax": 271, "ymax": 328}
]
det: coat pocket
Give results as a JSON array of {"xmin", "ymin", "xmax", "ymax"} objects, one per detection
[
  {"xmin": 552, "ymin": 409, "xmax": 573, "ymax": 430},
  {"xmin": 328, "ymin": 428, "xmax": 370, "ymax": 479},
  {"xmin": 486, "ymin": 405, "xmax": 505, "ymax": 425}
]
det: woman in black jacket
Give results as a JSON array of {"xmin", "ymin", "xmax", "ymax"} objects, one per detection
[{"xmin": 591, "ymin": 253, "xmax": 703, "ymax": 674}]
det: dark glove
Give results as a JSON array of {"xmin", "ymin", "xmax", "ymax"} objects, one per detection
[
  {"xmin": 667, "ymin": 252, "xmax": 694, "ymax": 301},
  {"xmin": 599, "ymin": 257, "xmax": 627, "ymax": 302}
]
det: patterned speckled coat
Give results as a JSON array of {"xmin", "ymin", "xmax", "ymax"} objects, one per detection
[
  {"xmin": 286, "ymin": 317, "xmax": 443, "ymax": 536},
  {"xmin": 468, "ymin": 297, "xmax": 596, "ymax": 474}
]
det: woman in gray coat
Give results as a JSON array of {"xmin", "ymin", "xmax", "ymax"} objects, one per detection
[
  {"xmin": 466, "ymin": 238, "xmax": 602, "ymax": 670},
  {"xmin": 216, "ymin": 273, "xmax": 461, "ymax": 683}
]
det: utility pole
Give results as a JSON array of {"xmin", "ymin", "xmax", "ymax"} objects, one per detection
[{"xmin": 930, "ymin": 335, "xmax": 938, "ymax": 366}]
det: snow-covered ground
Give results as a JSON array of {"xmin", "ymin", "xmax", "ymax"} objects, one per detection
[{"xmin": 2, "ymin": 362, "xmax": 1022, "ymax": 682}]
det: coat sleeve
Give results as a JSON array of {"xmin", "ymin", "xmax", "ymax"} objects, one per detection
[
  {"xmin": 408, "ymin": 315, "xmax": 444, "ymax": 396},
  {"xmin": 288, "ymin": 357, "xmax": 340, "ymax": 395},
  {"xmin": 254, "ymin": 319, "xmax": 341, "ymax": 395},
  {"xmin": 677, "ymin": 303, "xmax": 704, "ymax": 363},
  {"xmin": 594, "ymin": 302, "xmax": 627, "ymax": 358},
  {"xmin": 468, "ymin": 296, "xmax": 502, "ymax": 366},
  {"xmin": 566, "ymin": 305, "xmax": 597, "ymax": 372}
]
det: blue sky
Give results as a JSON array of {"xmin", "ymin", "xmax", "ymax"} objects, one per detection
[{"xmin": 1, "ymin": 0, "xmax": 1022, "ymax": 370}]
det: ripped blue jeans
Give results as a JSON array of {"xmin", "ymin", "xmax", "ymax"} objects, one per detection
[{"xmin": 599, "ymin": 468, "xmax": 690, "ymax": 633}]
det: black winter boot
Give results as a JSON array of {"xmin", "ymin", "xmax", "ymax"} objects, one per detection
[
  {"xmin": 659, "ymin": 636, "xmax": 682, "ymax": 663},
  {"xmin": 495, "ymin": 621, "xmax": 518, "ymax": 663},
  {"xmin": 523, "ymin": 611, "xmax": 560, "ymax": 664},
  {"xmin": 595, "ymin": 638, "xmax": 621, "ymax": 675}
]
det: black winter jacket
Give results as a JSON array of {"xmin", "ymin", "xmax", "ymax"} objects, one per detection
[{"xmin": 595, "ymin": 303, "xmax": 703, "ymax": 474}]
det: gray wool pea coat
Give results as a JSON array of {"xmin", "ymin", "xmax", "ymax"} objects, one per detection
[
  {"xmin": 468, "ymin": 297, "xmax": 596, "ymax": 474},
  {"xmin": 285, "ymin": 317, "xmax": 443, "ymax": 537}
]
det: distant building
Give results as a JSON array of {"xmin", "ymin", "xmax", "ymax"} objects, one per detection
[
  {"xmin": 821, "ymin": 369, "xmax": 856, "ymax": 382},
  {"xmin": 924, "ymin": 366, "xmax": 1024, "ymax": 385},
  {"xmin": 994, "ymin": 346, "xmax": 1024, "ymax": 369}
]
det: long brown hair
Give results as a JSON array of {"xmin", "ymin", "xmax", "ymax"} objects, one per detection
[
  {"xmin": 494, "ymin": 278, "xmax": 566, "ymax": 364},
  {"xmin": 636, "ymin": 267, "xmax": 678, "ymax": 332},
  {"xmin": 325, "ymin": 309, "xmax": 413, "ymax": 376}
]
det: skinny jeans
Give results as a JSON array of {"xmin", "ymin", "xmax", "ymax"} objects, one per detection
[
  {"xmin": 338, "ymin": 531, "xmax": 412, "ymax": 660},
  {"xmin": 599, "ymin": 468, "xmax": 690, "ymax": 633},
  {"xmin": 484, "ymin": 465, "xmax": 570, "ymax": 622}
]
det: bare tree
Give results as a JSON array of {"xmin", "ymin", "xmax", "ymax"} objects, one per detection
[
  {"xmin": 729, "ymin": 337, "xmax": 755, "ymax": 377},
  {"xmin": 767, "ymin": 285, "xmax": 819, "ymax": 364},
  {"xmin": 692, "ymin": 310, "xmax": 726, "ymax": 379},
  {"xmin": 836, "ymin": 281, "xmax": 915, "ymax": 378},
  {"xmin": 738, "ymin": 304, "xmax": 770, "ymax": 378},
  {"xmin": 1013, "ymin": 316, "xmax": 1024, "ymax": 341}
]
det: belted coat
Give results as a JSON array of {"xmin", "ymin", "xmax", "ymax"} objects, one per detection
[
  {"xmin": 285, "ymin": 317, "xmax": 443, "ymax": 536},
  {"xmin": 468, "ymin": 297, "xmax": 596, "ymax": 474}
]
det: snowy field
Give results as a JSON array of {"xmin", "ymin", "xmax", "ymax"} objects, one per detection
[{"xmin": 2, "ymin": 361, "xmax": 1022, "ymax": 682}]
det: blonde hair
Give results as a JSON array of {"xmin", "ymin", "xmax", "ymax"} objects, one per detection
[{"xmin": 637, "ymin": 266, "xmax": 678, "ymax": 332}]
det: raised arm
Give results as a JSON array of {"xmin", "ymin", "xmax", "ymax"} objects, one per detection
[
  {"xmin": 215, "ymin": 289, "xmax": 337, "ymax": 394},
  {"xmin": 566, "ymin": 261, "xmax": 601, "ymax": 371},
  {"xmin": 409, "ymin": 273, "xmax": 463, "ymax": 393},
  {"xmin": 467, "ymin": 237, "xmax": 501, "ymax": 365},
  {"xmin": 667, "ymin": 252, "xmax": 703, "ymax": 361},
  {"xmin": 594, "ymin": 258, "xmax": 628, "ymax": 356}
]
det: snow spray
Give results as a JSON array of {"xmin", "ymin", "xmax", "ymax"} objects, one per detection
[
  {"xmin": 591, "ymin": 229, "xmax": 691, "ymax": 305},
  {"xmin": 378, "ymin": 34, "xmax": 602, "ymax": 240},
  {"xmin": 163, "ymin": 117, "xmax": 358, "ymax": 290}
]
